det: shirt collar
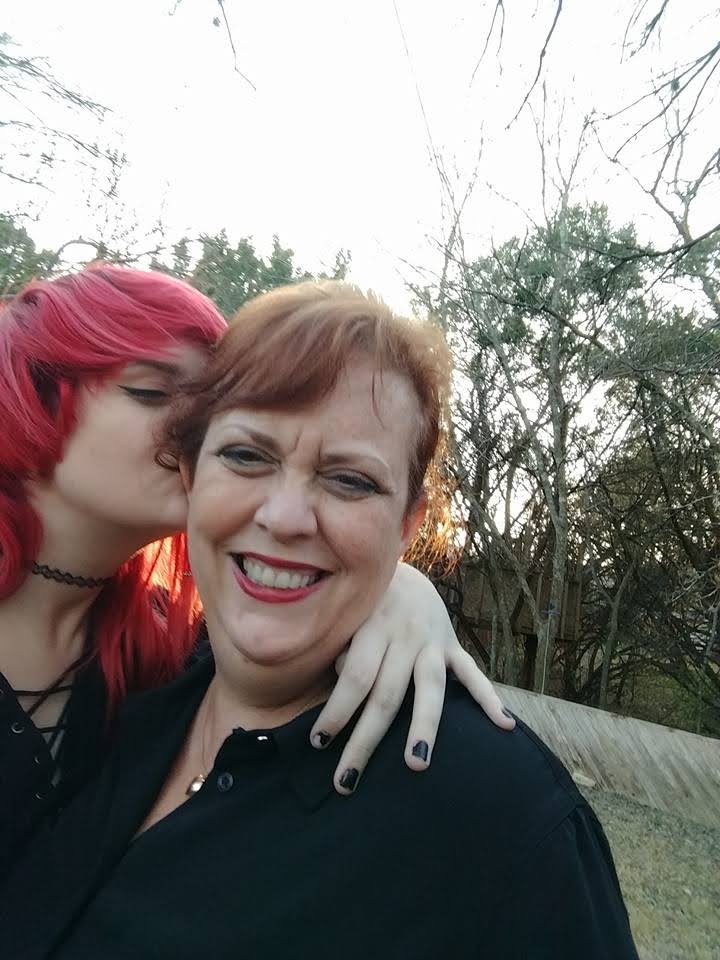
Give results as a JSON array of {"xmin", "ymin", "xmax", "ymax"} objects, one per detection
[
  {"xmin": 268, "ymin": 702, "xmax": 352, "ymax": 811},
  {"xmin": 169, "ymin": 653, "xmax": 350, "ymax": 812}
]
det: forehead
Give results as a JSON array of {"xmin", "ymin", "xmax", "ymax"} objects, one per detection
[
  {"xmin": 120, "ymin": 343, "xmax": 209, "ymax": 380},
  {"xmin": 208, "ymin": 361, "xmax": 420, "ymax": 455}
]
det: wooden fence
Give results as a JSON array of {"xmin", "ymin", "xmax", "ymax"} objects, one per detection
[{"xmin": 497, "ymin": 682, "xmax": 720, "ymax": 828}]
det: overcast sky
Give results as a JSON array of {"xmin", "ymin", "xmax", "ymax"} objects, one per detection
[{"xmin": 3, "ymin": 0, "xmax": 717, "ymax": 309}]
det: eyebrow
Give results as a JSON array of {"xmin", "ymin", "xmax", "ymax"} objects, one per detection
[
  {"xmin": 238, "ymin": 427, "xmax": 392, "ymax": 477},
  {"xmin": 125, "ymin": 360, "xmax": 183, "ymax": 377},
  {"xmin": 242, "ymin": 428, "xmax": 284, "ymax": 456}
]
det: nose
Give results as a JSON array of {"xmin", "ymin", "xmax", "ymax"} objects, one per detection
[{"xmin": 253, "ymin": 475, "xmax": 318, "ymax": 541}]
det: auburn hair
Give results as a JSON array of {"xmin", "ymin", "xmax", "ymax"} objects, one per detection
[
  {"xmin": 0, "ymin": 263, "xmax": 226, "ymax": 708},
  {"xmin": 162, "ymin": 281, "xmax": 453, "ymax": 555}
]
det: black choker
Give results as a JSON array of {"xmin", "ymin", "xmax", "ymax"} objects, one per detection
[{"xmin": 31, "ymin": 562, "xmax": 113, "ymax": 590}]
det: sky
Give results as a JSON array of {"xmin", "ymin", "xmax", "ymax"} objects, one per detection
[{"xmin": 3, "ymin": 0, "xmax": 718, "ymax": 310}]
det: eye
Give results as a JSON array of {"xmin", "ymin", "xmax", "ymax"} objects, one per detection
[
  {"xmin": 120, "ymin": 386, "xmax": 171, "ymax": 406},
  {"xmin": 217, "ymin": 446, "xmax": 274, "ymax": 469},
  {"xmin": 324, "ymin": 472, "xmax": 381, "ymax": 496}
]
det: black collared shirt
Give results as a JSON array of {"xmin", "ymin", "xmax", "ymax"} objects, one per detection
[{"xmin": 5, "ymin": 658, "xmax": 638, "ymax": 960}]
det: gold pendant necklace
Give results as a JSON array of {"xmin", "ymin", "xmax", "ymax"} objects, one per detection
[
  {"xmin": 186, "ymin": 692, "xmax": 212, "ymax": 797},
  {"xmin": 186, "ymin": 774, "xmax": 206, "ymax": 796}
]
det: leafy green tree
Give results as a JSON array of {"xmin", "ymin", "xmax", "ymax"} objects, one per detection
[
  {"xmin": 152, "ymin": 232, "xmax": 351, "ymax": 317},
  {"xmin": 422, "ymin": 193, "xmax": 720, "ymax": 733},
  {"xmin": 0, "ymin": 213, "xmax": 55, "ymax": 294}
]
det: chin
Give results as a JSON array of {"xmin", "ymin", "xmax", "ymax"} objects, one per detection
[
  {"xmin": 151, "ymin": 501, "xmax": 189, "ymax": 535},
  {"xmin": 222, "ymin": 620, "xmax": 317, "ymax": 669},
  {"xmin": 232, "ymin": 639, "xmax": 308, "ymax": 668}
]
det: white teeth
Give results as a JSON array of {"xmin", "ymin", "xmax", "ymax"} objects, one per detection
[
  {"xmin": 242, "ymin": 558, "xmax": 318, "ymax": 590},
  {"xmin": 275, "ymin": 570, "xmax": 292, "ymax": 589}
]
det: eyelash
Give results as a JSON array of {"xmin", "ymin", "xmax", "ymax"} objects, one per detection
[
  {"xmin": 217, "ymin": 447, "xmax": 381, "ymax": 495},
  {"xmin": 121, "ymin": 386, "xmax": 171, "ymax": 406},
  {"xmin": 219, "ymin": 447, "xmax": 270, "ymax": 467},
  {"xmin": 329, "ymin": 473, "xmax": 380, "ymax": 494}
]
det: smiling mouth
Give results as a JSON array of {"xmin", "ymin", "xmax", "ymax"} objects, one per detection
[{"xmin": 231, "ymin": 555, "xmax": 328, "ymax": 591}]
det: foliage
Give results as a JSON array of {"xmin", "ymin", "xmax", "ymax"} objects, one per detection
[
  {"xmin": 151, "ymin": 234, "xmax": 350, "ymax": 317},
  {"xmin": 0, "ymin": 213, "xmax": 55, "ymax": 294},
  {"xmin": 423, "ymin": 197, "xmax": 720, "ymax": 735}
]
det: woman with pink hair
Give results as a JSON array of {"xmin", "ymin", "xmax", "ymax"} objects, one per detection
[{"xmin": 0, "ymin": 263, "xmax": 511, "ymax": 876}]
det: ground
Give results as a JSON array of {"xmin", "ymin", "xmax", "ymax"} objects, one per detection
[{"xmin": 585, "ymin": 787, "xmax": 720, "ymax": 960}]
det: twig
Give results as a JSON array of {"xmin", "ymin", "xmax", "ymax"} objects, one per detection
[
  {"xmin": 216, "ymin": 0, "xmax": 256, "ymax": 91},
  {"xmin": 469, "ymin": 0, "xmax": 505, "ymax": 86},
  {"xmin": 506, "ymin": 0, "xmax": 564, "ymax": 128}
]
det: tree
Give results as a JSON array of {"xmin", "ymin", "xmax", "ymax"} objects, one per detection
[
  {"xmin": 416, "ymin": 180, "xmax": 720, "ymax": 733},
  {"xmin": 152, "ymin": 232, "xmax": 350, "ymax": 317},
  {"xmin": 0, "ymin": 213, "xmax": 55, "ymax": 294}
]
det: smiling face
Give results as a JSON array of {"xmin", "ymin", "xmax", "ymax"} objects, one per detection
[
  {"xmin": 184, "ymin": 358, "xmax": 426, "ymax": 684},
  {"xmin": 41, "ymin": 344, "xmax": 208, "ymax": 547}
]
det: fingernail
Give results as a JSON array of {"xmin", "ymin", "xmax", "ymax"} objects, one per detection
[
  {"xmin": 312, "ymin": 731, "xmax": 332, "ymax": 749},
  {"xmin": 411, "ymin": 740, "xmax": 429, "ymax": 763},
  {"xmin": 339, "ymin": 768, "xmax": 359, "ymax": 792},
  {"xmin": 501, "ymin": 707, "xmax": 514, "ymax": 720}
]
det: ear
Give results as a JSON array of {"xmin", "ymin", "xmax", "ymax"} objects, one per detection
[
  {"xmin": 400, "ymin": 493, "xmax": 427, "ymax": 554},
  {"xmin": 178, "ymin": 459, "xmax": 194, "ymax": 495}
]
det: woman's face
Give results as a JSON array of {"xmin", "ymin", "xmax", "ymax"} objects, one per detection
[
  {"xmin": 45, "ymin": 344, "xmax": 208, "ymax": 545},
  {"xmin": 185, "ymin": 358, "xmax": 426, "ymax": 677}
]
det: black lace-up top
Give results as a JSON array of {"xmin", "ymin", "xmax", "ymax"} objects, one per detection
[
  {"xmin": 0, "ymin": 627, "xmax": 210, "ymax": 881},
  {"xmin": 0, "ymin": 656, "xmax": 107, "ymax": 880}
]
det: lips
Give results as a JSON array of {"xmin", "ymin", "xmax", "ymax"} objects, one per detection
[{"xmin": 230, "ymin": 553, "xmax": 330, "ymax": 604}]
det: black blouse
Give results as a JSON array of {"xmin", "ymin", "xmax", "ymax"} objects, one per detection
[
  {"xmin": 4, "ymin": 658, "xmax": 639, "ymax": 960},
  {"xmin": 0, "ymin": 630, "xmax": 210, "ymax": 880},
  {"xmin": 0, "ymin": 660, "xmax": 107, "ymax": 880}
]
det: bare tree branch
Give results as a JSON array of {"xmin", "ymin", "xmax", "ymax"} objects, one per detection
[
  {"xmin": 469, "ymin": 0, "xmax": 506, "ymax": 86},
  {"xmin": 215, "ymin": 0, "xmax": 256, "ymax": 91},
  {"xmin": 507, "ymin": 0, "xmax": 564, "ymax": 127}
]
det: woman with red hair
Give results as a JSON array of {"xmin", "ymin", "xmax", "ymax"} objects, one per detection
[{"xmin": 0, "ymin": 264, "xmax": 511, "ymax": 876}]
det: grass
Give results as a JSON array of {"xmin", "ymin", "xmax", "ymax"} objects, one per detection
[{"xmin": 585, "ymin": 787, "xmax": 720, "ymax": 960}]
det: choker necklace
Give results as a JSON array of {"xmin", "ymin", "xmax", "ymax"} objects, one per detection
[{"xmin": 31, "ymin": 562, "xmax": 113, "ymax": 590}]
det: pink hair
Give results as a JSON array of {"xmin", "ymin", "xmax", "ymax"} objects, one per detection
[{"xmin": 0, "ymin": 263, "xmax": 226, "ymax": 708}]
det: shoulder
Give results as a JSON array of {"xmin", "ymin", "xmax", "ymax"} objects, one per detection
[
  {"xmin": 434, "ymin": 679, "xmax": 577, "ymax": 798},
  {"xmin": 373, "ymin": 678, "xmax": 584, "ymax": 852}
]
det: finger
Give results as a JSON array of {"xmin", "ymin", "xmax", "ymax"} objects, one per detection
[
  {"xmin": 334, "ymin": 648, "xmax": 348, "ymax": 676},
  {"xmin": 449, "ymin": 647, "xmax": 515, "ymax": 730},
  {"xmin": 332, "ymin": 645, "xmax": 415, "ymax": 795},
  {"xmin": 404, "ymin": 646, "xmax": 446, "ymax": 771},
  {"xmin": 310, "ymin": 636, "xmax": 386, "ymax": 748}
]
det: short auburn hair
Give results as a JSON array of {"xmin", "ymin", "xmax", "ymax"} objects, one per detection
[{"xmin": 163, "ymin": 281, "xmax": 452, "ymax": 510}]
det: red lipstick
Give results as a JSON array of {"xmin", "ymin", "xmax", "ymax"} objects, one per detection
[
  {"xmin": 241, "ymin": 552, "xmax": 326, "ymax": 574},
  {"xmin": 232, "ymin": 555, "xmax": 328, "ymax": 604}
]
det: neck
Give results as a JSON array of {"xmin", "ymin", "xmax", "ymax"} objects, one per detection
[
  {"xmin": 0, "ymin": 575, "xmax": 100, "ymax": 643},
  {"xmin": 0, "ymin": 574, "xmax": 99, "ymax": 687},
  {"xmin": 29, "ymin": 480, "xmax": 152, "ymax": 580},
  {"xmin": 0, "ymin": 484, "xmax": 156, "ymax": 683},
  {"xmin": 205, "ymin": 654, "xmax": 335, "ymax": 737}
]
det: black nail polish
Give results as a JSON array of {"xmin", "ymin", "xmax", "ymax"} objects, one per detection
[
  {"xmin": 411, "ymin": 740, "xmax": 429, "ymax": 762},
  {"xmin": 339, "ymin": 768, "xmax": 359, "ymax": 792},
  {"xmin": 313, "ymin": 731, "xmax": 332, "ymax": 748},
  {"xmin": 502, "ymin": 707, "xmax": 514, "ymax": 719}
]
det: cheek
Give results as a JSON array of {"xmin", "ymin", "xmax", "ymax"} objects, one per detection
[
  {"xmin": 325, "ymin": 501, "xmax": 406, "ymax": 574},
  {"xmin": 79, "ymin": 404, "xmax": 161, "ymax": 472},
  {"xmin": 187, "ymin": 471, "xmax": 254, "ymax": 545}
]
